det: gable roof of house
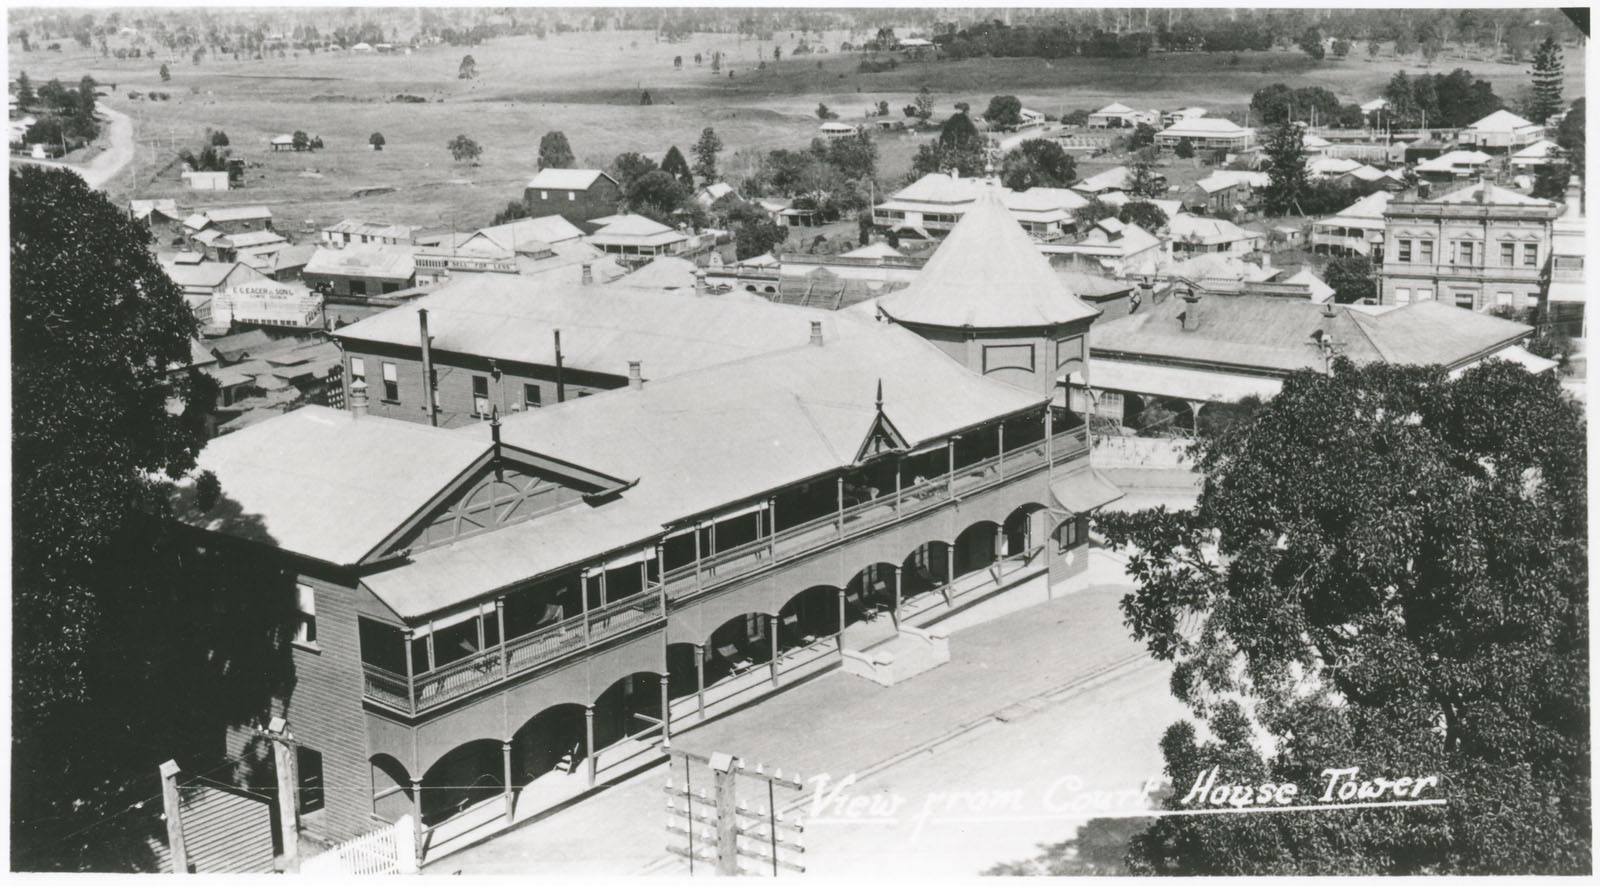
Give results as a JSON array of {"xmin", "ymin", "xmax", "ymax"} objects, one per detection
[
  {"xmin": 1416, "ymin": 150, "xmax": 1493, "ymax": 172},
  {"xmin": 1511, "ymin": 139, "xmax": 1560, "ymax": 160},
  {"xmin": 131, "ymin": 198, "xmax": 180, "ymax": 220},
  {"xmin": 1158, "ymin": 118, "xmax": 1251, "ymax": 137},
  {"xmin": 1169, "ymin": 214, "xmax": 1260, "ymax": 246},
  {"xmin": 1468, "ymin": 109, "xmax": 1537, "ymax": 132},
  {"xmin": 1073, "ymin": 166, "xmax": 1130, "ymax": 194},
  {"xmin": 204, "ymin": 205, "xmax": 273, "ymax": 223},
  {"xmin": 324, "ymin": 218, "xmax": 420, "ymax": 241},
  {"xmin": 1094, "ymin": 102, "xmax": 1137, "ymax": 115},
  {"xmin": 589, "ymin": 214, "xmax": 686, "ymax": 246},
  {"xmin": 222, "ymin": 229, "xmax": 288, "ymax": 249},
  {"xmin": 526, "ymin": 168, "xmax": 615, "ymax": 190},
  {"xmin": 303, "ymin": 244, "xmax": 418, "ymax": 280},
  {"xmin": 875, "ymin": 188, "xmax": 1099, "ymax": 328},
  {"xmin": 1326, "ymin": 191, "xmax": 1393, "ymax": 225},
  {"xmin": 841, "ymin": 241, "xmax": 904, "ymax": 259}
]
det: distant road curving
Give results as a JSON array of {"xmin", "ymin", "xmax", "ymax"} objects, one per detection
[{"xmin": 9, "ymin": 103, "xmax": 134, "ymax": 191}]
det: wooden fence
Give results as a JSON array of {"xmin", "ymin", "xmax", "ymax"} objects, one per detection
[{"xmin": 300, "ymin": 815, "xmax": 417, "ymax": 875}]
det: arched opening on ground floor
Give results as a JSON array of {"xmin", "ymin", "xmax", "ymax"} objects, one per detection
[
  {"xmin": 777, "ymin": 584, "xmax": 842, "ymax": 653},
  {"xmin": 665, "ymin": 642, "xmax": 702, "ymax": 701},
  {"xmin": 953, "ymin": 520, "xmax": 1002, "ymax": 577},
  {"xmin": 509, "ymin": 703, "xmax": 589, "ymax": 790},
  {"xmin": 592, "ymin": 671, "xmax": 664, "ymax": 752},
  {"xmin": 704, "ymin": 612, "xmax": 774, "ymax": 686},
  {"xmin": 843, "ymin": 561, "xmax": 898, "ymax": 624},
  {"xmin": 370, "ymin": 753, "xmax": 413, "ymax": 822},
  {"xmin": 419, "ymin": 739, "xmax": 503, "ymax": 826},
  {"xmin": 1003, "ymin": 503, "xmax": 1049, "ymax": 558},
  {"xmin": 901, "ymin": 541, "xmax": 951, "ymax": 600}
]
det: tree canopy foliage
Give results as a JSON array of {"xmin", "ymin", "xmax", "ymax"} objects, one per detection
[
  {"xmin": 1322, "ymin": 255, "xmax": 1377, "ymax": 304},
  {"xmin": 11, "ymin": 167, "xmax": 298, "ymax": 871},
  {"xmin": 448, "ymin": 133, "xmax": 482, "ymax": 163},
  {"xmin": 983, "ymin": 94, "xmax": 1023, "ymax": 128},
  {"xmin": 692, "ymin": 127, "xmax": 723, "ymax": 183},
  {"xmin": 911, "ymin": 110, "xmax": 986, "ymax": 178},
  {"xmin": 537, "ymin": 130, "xmax": 574, "ymax": 169},
  {"xmin": 661, "ymin": 145, "xmax": 695, "ymax": 187},
  {"xmin": 1000, "ymin": 139, "xmax": 1076, "ymax": 190},
  {"xmin": 1099, "ymin": 359, "xmax": 1588, "ymax": 875}
]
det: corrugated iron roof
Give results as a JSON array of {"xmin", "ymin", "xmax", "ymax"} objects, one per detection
[{"xmin": 876, "ymin": 188, "xmax": 1099, "ymax": 328}]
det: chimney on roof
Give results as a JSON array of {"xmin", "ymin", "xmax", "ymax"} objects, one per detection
[
  {"xmin": 349, "ymin": 378, "xmax": 369, "ymax": 418},
  {"xmin": 694, "ymin": 269, "xmax": 707, "ymax": 297},
  {"xmin": 1322, "ymin": 300, "xmax": 1337, "ymax": 319},
  {"xmin": 1178, "ymin": 286, "xmax": 1201, "ymax": 332},
  {"xmin": 581, "ymin": 262, "xmax": 593, "ymax": 285},
  {"xmin": 628, "ymin": 360, "xmax": 643, "ymax": 390},
  {"xmin": 809, "ymin": 320, "xmax": 824, "ymax": 346}
]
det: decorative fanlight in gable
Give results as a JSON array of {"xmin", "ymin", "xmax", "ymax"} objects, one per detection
[{"xmin": 855, "ymin": 379, "xmax": 909, "ymax": 463}]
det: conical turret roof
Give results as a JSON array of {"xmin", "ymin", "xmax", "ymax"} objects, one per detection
[{"xmin": 877, "ymin": 187, "xmax": 1099, "ymax": 329}]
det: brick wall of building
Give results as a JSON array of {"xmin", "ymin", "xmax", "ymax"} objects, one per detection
[{"xmin": 341, "ymin": 343, "xmax": 626, "ymax": 428}]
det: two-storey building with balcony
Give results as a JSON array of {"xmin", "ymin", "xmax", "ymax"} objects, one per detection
[
  {"xmin": 1309, "ymin": 191, "xmax": 1392, "ymax": 258},
  {"xmin": 170, "ymin": 191, "xmax": 1121, "ymax": 857},
  {"xmin": 1380, "ymin": 183, "xmax": 1563, "ymax": 312}
]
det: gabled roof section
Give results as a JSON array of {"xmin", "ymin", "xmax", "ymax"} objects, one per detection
[
  {"xmin": 1468, "ymin": 109, "xmax": 1536, "ymax": 131},
  {"xmin": 854, "ymin": 381, "xmax": 910, "ymax": 462},
  {"xmin": 876, "ymin": 188, "xmax": 1099, "ymax": 328},
  {"xmin": 527, "ymin": 168, "xmax": 614, "ymax": 190},
  {"xmin": 171, "ymin": 406, "xmax": 494, "ymax": 565}
]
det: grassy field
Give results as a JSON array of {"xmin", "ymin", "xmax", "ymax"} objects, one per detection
[{"xmin": 9, "ymin": 27, "xmax": 1584, "ymax": 233}]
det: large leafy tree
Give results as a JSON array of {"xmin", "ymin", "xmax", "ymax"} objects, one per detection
[
  {"xmin": 911, "ymin": 110, "xmax": 986, "ymax": 178},
  {"xmin": 12, "ymin": 167, "xmax": 297, "ymax": 871},
  {"xmin": 1099, "ymin": 360, "xmax": 1588, "ymax": 875},
  {"xmin": 983, "ymin": 94, "xmax": 1023, "ymax": 128},
  {"xmin": 692, "ymin": 126, "xmax": 724, "ymax": 183},
  {"xmin": 1000, "ymin": 138, "xmax": 1076, "ymax": 190},
  {"xmin": 717, "ymin": 195, "xmax": 789, "ymax": 260},
  {"xmin": 609, "ymin": 151, "xmax": 660, "ymax": 194},
  {"xmin": 1261, "ymin": 123, "xmax": 1309, "ymax": 216},
  {"xmin": 661, "ymin": 145, "xmax": 695, "ymax": 187},
  {"xmin": 1322, "ymin": 254, "xmax": 1376, "ymax": 304},
  {"xmin": 624, "ymin": 169, "xmax": 690, "ymax": 223},
  {"xmin": 537, "ymin": 130, "xmax": 574, "ymax": 169}
]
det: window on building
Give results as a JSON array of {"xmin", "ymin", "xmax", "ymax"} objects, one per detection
[
  {"xmin": 1496, "ymin": 291, "xmax": 1514, "ymax": 308},
  {"xmin": 296, "ymin": 747, "xmax": 325, "ymax": 814},
  {"xmin": 1055, "ymin": 517, "xmax": 1081, "ymax": 552},
  {"xmin": 1523, "ymin": 243, "xmax": 1538, "ymax": 266},
  {"xmin": 472, "ymin": 375, "xmax": 490, "ymax": 417},
  {"xmin": 1394, "ymin": 287, "xmax": 1411, "ymax": 305},
  {"xmin": 1501, "ymin": 242, "xmax": 1516, "ymax": 266},
  {"xmin": 381, "ymin": 362, "xmax": 399, "ymax": 401},
  {"xmin": 567, "ymin": 192, "xmax": 575, "ymax": 201},
  {"xmin": 1455, "ymin": 241, "xmax": 1476, "ymax": 266},
  {"xmin": 1397, "ymin": 239, "xmax": 1412, "ymax": 262},
  {"xmin": 294, "ymin": 583, "xmax": 317, "ymax": 646},
  {"xmin": 523, "ymin": 384, "xmax": 542, "ymax": 409},
  {"xmin": 1417, "ymin": 287, "xmax": 1434, "ymax": 301},
  {"xmin": 539, "ymin": 190, "xmax": 548, "ymax": 199},
  {"xmin": 350, "ymin": 357, "xmax": 366, "ymax": 384},
  {"xmin": 1419, "ymin": 240, "xmax": 1434, "ymax": 264},
  {"xmin": 1455, "ymin": 291, "xmax": 1475, "ymax": 309}
]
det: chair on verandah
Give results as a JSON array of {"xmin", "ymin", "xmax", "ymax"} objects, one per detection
[{"xmin": 716, "ymin": 643, "xmax": 754, "ymax": 675}]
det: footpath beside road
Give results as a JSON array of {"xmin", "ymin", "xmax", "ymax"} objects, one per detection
[{"xmin": 428, "ymin": 553, "xmax": 1157, "ymax": 876}]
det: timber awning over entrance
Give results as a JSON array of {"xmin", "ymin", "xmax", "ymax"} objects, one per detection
[{"xmin": 1050, "ymin": 468, "xmax": 1125, "ymax": 514}]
